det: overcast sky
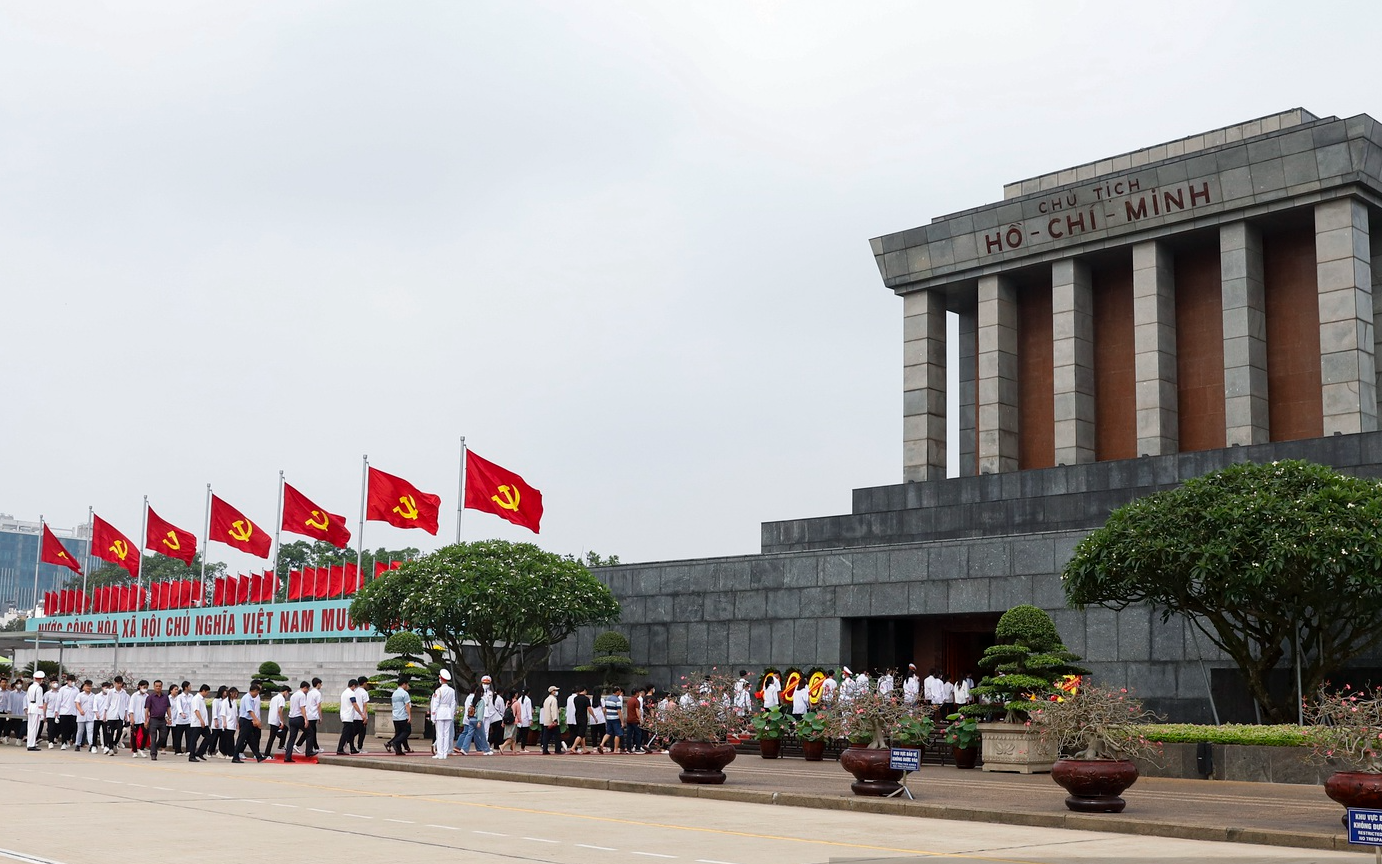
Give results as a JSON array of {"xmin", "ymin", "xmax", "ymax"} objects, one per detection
[{"xmin": 3, "ymin": 2, "xmax": 1378, "ymax": 571}]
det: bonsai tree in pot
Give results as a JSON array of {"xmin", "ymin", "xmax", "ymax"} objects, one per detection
[
  {"xmin": 575, "ymin": 630, "xmax": 646, "ymax": 690},
  {"xmin": 795, "ymin": 709, "xmax": 839, "ymax": 761},
  {"xmin": 835, "ymin": 688, "xmax": 925, "ymax": 796},
  {"xmin": 749, "ymin": 705, "xmax": 791, "ymax": 759},
  {"xmin": 649, "ymin": 671, "xmax": 748, "ymax": 784},
  {"xmin": 962, "ymin": 604, "xmax": 1087, "ymax": 774},
  {"xmin": 1031, "ymin": 683, "xmax": 1161, "ymax": 813},
  {"xmin": 943, "ymin": 712, "xmax": 981, "ymax": 769},
  {"xmin": 1306, "ymin": 685, "xmax": 1382, "ymax": 824}
]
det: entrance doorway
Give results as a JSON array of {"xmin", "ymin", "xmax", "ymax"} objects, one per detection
[{"xmin": 846, "ymin": 613, "xmax": 1000, "ymax": 679}]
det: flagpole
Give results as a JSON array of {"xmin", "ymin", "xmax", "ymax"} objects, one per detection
[
  {"xmin": 273, "ymin": 470, "xmax": 285, "ymax": 600},
  {"xmin": 456, "ymin": 436, "xmax": 467, "ymax": 544},
  {"xmin": 31, "ymin": 514, "xmax": 44, "ymax": 616},
  {"xmin": 357, "ymin": 454, "xmax": 368, "ymax": 579},
  {"xmin": 82, "ymin": 505, "xmax": 93, "ymax": 613},
  {"xmin": 200, "ymin": 483, "xmax": 212, "ymax": 608},
  {"xmin": 138, "ymin": 496, "xmax": 149, "ymax": 599}
]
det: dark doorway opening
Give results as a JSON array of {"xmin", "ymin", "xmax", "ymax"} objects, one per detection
[{"xmin": 847, "ymin": 613, "xmax": 1000, "ymax": 679}]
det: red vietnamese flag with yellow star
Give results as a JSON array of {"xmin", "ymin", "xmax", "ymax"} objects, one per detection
[
  {"xmin": 91, "ymin": 514, "xmax": 140, "ymax": 578},
  {"xmin": 464, "ymin": 450, "xmax": 543, "ymax": 534},
  {"xmin": 209, "ymin": 495, "xmax": 271, "ymax": 558},
  {"xmin": 281, "ymin": 483, "xmax": 351, "ymax": 548},
  {"xmin": 146, "ymin": 506, "xmax": 197, "ymax": 565},
  {"xmin": 40, "ymin": 524, "xmax": 83, "ymax": 574},
  {"xmin": 366, "ymin": 467, "xmax": 440, "ymax": 534}
]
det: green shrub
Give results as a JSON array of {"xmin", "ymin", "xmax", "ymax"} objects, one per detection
[
  {"xmin": 256, "ymin": 661, "xmax": 289, "ymax": 692},
  {"xmin": 576, "ymin": 629, "xmax": 645, "ymax": 688},
  {"xmin": 374, "ymin": 630, "xmax": 439, "ymax": 700},
  {"xmin": 962, "ymin": 605, "xmax": 1087, "ymax": 722},
  {"xmin": 1142, "ymin": 723, "xmax": 1309, "ymax": 747}
]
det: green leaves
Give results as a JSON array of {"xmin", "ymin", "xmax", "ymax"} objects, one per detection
[{"xmin": 1063, "ymin": 460, "xmax": 1382, "ymax": 722}]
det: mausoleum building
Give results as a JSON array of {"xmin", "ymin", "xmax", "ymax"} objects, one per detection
[{"xmin": 552, "ymin": 109, "xmax": 1382, "ymax": 722}]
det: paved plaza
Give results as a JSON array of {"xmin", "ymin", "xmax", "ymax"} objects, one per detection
[{"xmin": 0, "ymin": 746, "xmax": 1362, "ymax": 864}]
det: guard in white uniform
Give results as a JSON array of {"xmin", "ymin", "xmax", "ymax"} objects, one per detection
[
  {"xmin": 430, "ymin": 670, "xmax": 456, "ymax": 759},
  {"xmin": 24, "ymin": 671, "xmax": 46, "ymax": 750}
]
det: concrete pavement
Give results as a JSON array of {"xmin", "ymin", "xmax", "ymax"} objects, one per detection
[{"xmin": 0, "ymin": 745, "xmax": 1366, "ymax": 863}]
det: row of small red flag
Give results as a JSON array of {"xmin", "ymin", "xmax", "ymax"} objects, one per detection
[
  {"xmin": 211, "ymin": 573, "xmax": 279, "ymax": 606},
  {"xmin": 41, "ymin": 453, "xmax": 544, "ymax": 583}
]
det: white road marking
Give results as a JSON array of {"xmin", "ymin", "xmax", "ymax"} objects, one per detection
[
  {"xmin": 522, "ymin": 838, "xmax": 558, "ymax": 844},
  {"xmin": 0, "ymin": 846, "xmax": 72, "ymax": 864},
  {"xmin": 57, "ymin": 774, "xmax": 74, "ymax": 778},
  {"xmin": 206, "ymin": 793, "xmax": 229, "ymax": 798},
  {"xmin": 426, "ymin": 825, "xmax": 457, "ymax": 830},
  {"xmin": 579, "ymin": 846, "xmax": 617, "ymax": 852},
  {"xmin": 308, "ymin": 808, "xmax": 334, "ymax": 814},
  {"xmin": 126, "ymin": 783, "xmax": 147, "ymax": 788},
  {"xmin": 697, "ymin": 860, "xmax": 743, "ymax": 864},
  {"xmin": 384, "ymin": 818, "xmax": 413, "ymax": 824},
  {"xmin": 152, "ymin": 786, "xmax": 174, "ymax": 792},
  {"xmin": 268, "ymin": 803, "xmax": 296, "ymax": 809},
  {"xmin": 101, "ymin": 780, "xmax": 123, "ymax": 785},
  {"xmin": 632, "ymin": 854, "xmax": 677, "ymax": 859},
  {"xmin": 473, "ymin": 831, "xmax": 507, "ymax": 837},
  {"xmin": 343, "ymin": 814, "xmax": 372, "ymax": 820},
  {"xmin": 242, "ymin": 799, "xmax": 264, "ymax": 804}
]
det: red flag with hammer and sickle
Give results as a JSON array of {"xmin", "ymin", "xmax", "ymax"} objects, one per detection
[
  {"xmin": 146, "ymin": 505, "xmax": 197, "ymax": 565},
  {"xmin": 209, "ymin": 495, "xmax": 271, "ymax": 558},
  {"xmin": 366, "ymin": 467, "xmax": 440, "ymax": 534},
  {"xmin": 91, "ymin": 514, "xmax": 140, "ymax": 578},
  {"xmin": 281, "ymin": 482, "xmax": 352, "ymax": 549},
  {"xmin": 41, "ymin": 524, "xmax": 83, "ymax": 574},
  {"xmin": 464, "ymin": 450, "xmax": 543, "ymax": 534}
]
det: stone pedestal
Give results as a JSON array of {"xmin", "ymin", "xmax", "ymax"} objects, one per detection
[{"xmin": 978, "ymin": 720, "xmax": 1056, "ymax": 774}]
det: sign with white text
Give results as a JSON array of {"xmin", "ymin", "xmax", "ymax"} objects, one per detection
[{"xmin": 25, "ymin": 599, "xmax": 375, "ymax": 644}]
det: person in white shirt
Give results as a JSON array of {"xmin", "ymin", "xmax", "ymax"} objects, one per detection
[
  {"xmin": 733, "ymin": 671, "xmax": 752, "ymax": 715},
  {"xmin": 171, "ymin": 681, "xmax": 192, "ymax": 755},
  {"xmin": 188, "ymin": 684, "xmax": 211, "ymax": 762},
  {"xmin": 24, "ymin": 671, "xmax": 46, "ymax": 750},
  {"xmin": 791, "ymin": 678, "xmax": 810, "ymax": 718},
  {"xmin": 305, "ymin": 678, "xmax": 323, "ymax": 757},
  {"xmin": 877, "ymin": 670, "xmax": 895, "ymax": 696},
  {"xmin": 856, "ymin": 671, "xmax": 871, "ymax": 695},
  {"xmin": 762, "ymin": 672, "xmax": 781, "ymax": 709},
  {"xmin": 561, "ymin": 690, "xmax": 578, "ymax": 754},
  {"xmin": 821, "ymin": 671, "xmax": 838, "ymax": 704},
  {"xmin": 517, "ymin": 688, "xmax": 534, "ymax": 752},
  {"xmin": 233, "ymin": 682, "xmax": 266, "ymax": 763},
  {"xmin": 219, "ymin": 687, "xmax": 241, "ymax": 757},
  {"xmin": 127, "ymin": 680, "xmax": 149, "ymax": 758},
  {"xmin": 923, "ymin": 669, "xmax": 944, "ymax": 708},
  {"xmin": 42, "ymin": 680, "xmax": 60, "ymax": 748},
  {"xmin": 430, "ymin": 670, "xmax": 456, "ymax": 759},
  {"xmin": 209, "ymin": 686, "xmax": 226, "ymax": 759},
  {"xmin": 482, "ymin": 679, "xmax": 505, "ymax": 751},
  {"xmin": 74, "ymin": 680, "xmax": 96, "ymax": 751},
  {"xmin": 942, "ymin": 677, "xmax": 956, "ymax": 708},
  {"xmin": 265, "ymin": 685, "xmax": 289, "ymax": 759},
  {"xmin": 837, "ymin": 667, "xmax": 856, "ymax": 704},
  {"xmin": 283, "ymin": 681, "xmax": 310, "ymax": 764},
  {"xmin": 104, "ymin": 677, "xmax": 129, "ymax": 755},
  {"xmin": 56, "ymin": 675, "xmax": 79, "ymax": 749},
  {"xmin": 902, "ymin": 664, "xmax": 921, "ymax": 706},
  {"xmin": 92, "ymin": 682, "xmax": 110, "ymax": 752},
  {"xmin": 953, "ymin": 675, "xmax": 971, "ymax": 706},
  {"xmin": 456, "ymin": 685, "xmax": 492, "ymax": 755},
  {"xmin": 336, "ymin": 680, "xmax": 364, "ymax": 756}
]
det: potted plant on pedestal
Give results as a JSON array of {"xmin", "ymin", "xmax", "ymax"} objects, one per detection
[
  {"xmin": 836, "ymin": 689, "xmax": 925, "ymax": 796},
  {"xmin": 750, "ymin": 705, "xmax": 790, "ymax": 759},
  {"xmin": 943, "ymin": 712, "xmax": 981, "ymax": 769},
  {"xmin": 961, "ymin": 604, "xmax": 1088, "ymax": 774},
  {"xmin": 1031, "ymin": 684, "xmax": 1161, "ymax": 813},
  {"xmin": 795, "ymin": 710, "xmax": 838, "ymax": 761},
  {"xmin": 650, "ymin": 671, "xmax": 747, "ymax": 784},
  {"xmin": 1306, "ymin": 685, "xmax": 1382, "ymax": 825}
]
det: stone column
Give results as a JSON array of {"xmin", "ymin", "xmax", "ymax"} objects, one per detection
[
  {"xmin": 977, "ymin": 274, "xmax": 1018, "ymax": 473},
  {"xmin": 1052, "ymin": 259, "xmax": 1095, "ymax": 464},
  {"xmin": 903, "ymin": 288, "xmax": 946, "ymax": 482},
  {"xmin": 1316, "ymin": 198, "xmax": 1378, "ymax": 435},
  {"xmin": 1371, "ymin": 244, "xmax": 1382, "ymax": 420},
  {"xmin": 1133, "ymin": 241, "xmax": 1178, "ymax": 455},
  {"xmin": 956, "ymin": 295, "xmax": 978, "ymax": 476},
  {"xmin": 1221, "ymin": 221, "xmax": 1269, "ymax": 446}
]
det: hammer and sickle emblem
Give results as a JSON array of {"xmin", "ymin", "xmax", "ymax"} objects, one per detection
[
  {"xmin": 393, "ymin": 495, "xmax": 419, "ymax": 520},
  {"xmin": 305, "ymin": 510, "xmax": 330, "ymax": 531},
  {"xmin": 163, "ymin": 531, "xmax": 180, "ymax": 551},
  {"xmin": 228, "ymin": 520, "xmax": 253, "ymax": 542},
  {"xmin": 491, "ymin": 485, "xmax": 520, "ymax": 512},
  {"xmin": 110, "ymin": 539, "xmax": 128, "ymax": 561}
]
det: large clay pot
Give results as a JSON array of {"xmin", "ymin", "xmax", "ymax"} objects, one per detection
[
  {"xmin": 667, "ymin": 741, "xmax": 737, "ymax": 784},
  {"xmin": 758, "ymin": 737, "xmax": 781, "ymax": 759},
  {"xmin": 801, "ymin": 739, "xmax": 827, "ymax": 762},
  {"xmin": 526, "ymin": 729, "xmax": 540, "ymax": 745},
  {"xmin": 1325, "ymin": 771, "xmax": 1382, "ymax": 825},
  {"xmin": 1050, "ymin": 759, "xmax": 1139, "ymax": 813},
  {"xmin": 952, "ymin": 745, "xmax": 979, "ymax": 770},
  {"xmin": 839, "ymin": 745, "xmax": 905, "ymax": 796}
]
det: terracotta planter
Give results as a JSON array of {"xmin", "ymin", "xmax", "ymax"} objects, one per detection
[
  {"xmin": 839, "ymin": 744, "xmax": 905, "ymax": 797},
  {"xmin": 801, "ymin": 739, "xmax": 827, "ymax": 761},
  {"xmin": 526, "ymin": 729, "xmax": 540, "ymax": 745},
  {"xmin": 758, "ymin": 737, "xmax": 781, "ymax": 759},
  {"xmin": 952, "ymin": 745, "xmax": 979, "ymax": 769},
  {"xmin": 977, "ymin": 721, "xmax": 1056, "ymax": 774},
  {"xmin": 1325, "ymin": 771, "xmax": 1382, "ymax": 826},
  {"xmin": 1050, "ymin": 759, "xmax": 1139, "ymax": 813},
  {"xmin": 667, "ymin": 741, "xmax": 737, "ymax": 784}
]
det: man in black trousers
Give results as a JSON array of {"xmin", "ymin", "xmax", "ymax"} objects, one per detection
[{"xmin": 233, "ymin": 682, "xmax": 266, "ymax": 763}]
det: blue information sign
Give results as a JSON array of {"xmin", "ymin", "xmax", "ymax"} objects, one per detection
[
  {"xmin": 1348, "ymin": 808, "xmax": 1382, "ymax": 846},
  {"xmin": 889, "ymin": 747, "xmax": 920, "ymax": 772}
]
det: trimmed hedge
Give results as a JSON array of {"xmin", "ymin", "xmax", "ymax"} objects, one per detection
[{"xmin": 1142, "ymin": 723, "xmax": 1309, "ymax": 747}]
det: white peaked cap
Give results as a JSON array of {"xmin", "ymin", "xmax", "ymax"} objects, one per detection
[
  {"xmin": 439, "ymin": 669, "xmax": 452, "ymax": 681},
  {"xmin": 33, "ymin": 670, "xmax": 45, "ymax": 679},
  {"xmin": 842, "ymin": 666, "xmax": 852, "ymax": 675}
]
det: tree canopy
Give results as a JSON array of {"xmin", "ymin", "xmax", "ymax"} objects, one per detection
[
  {"xmin": 1063, "ymin": 460, "xmax": 1382, "ymax": 723},
  {"xmin": 275, "ymin": 540, "xmax": 420, "ymax": 577},
  {"xmin": 74, "ymin": 553, "xmax": 226, "ymax": 590},
  {"xmin": 348, "ymin": 540, "xmax": 620, "ymax": 692}
]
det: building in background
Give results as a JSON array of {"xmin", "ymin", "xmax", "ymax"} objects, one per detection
[
  {"xmin": 0, "ymin": 515, "xmax": 91, "ymax": 615},
  {"xmin": 552, "ymin": 109, "xmax": 1382, "ymax": 722}
]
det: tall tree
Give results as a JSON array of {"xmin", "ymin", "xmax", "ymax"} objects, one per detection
[
  {"xmin": 1063, "ymin": 460, "xmax": 1382, "ymax": 723},
  {"xmin": 349, "ymin": 540, "xmax": 620, "ymax": 692}
]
